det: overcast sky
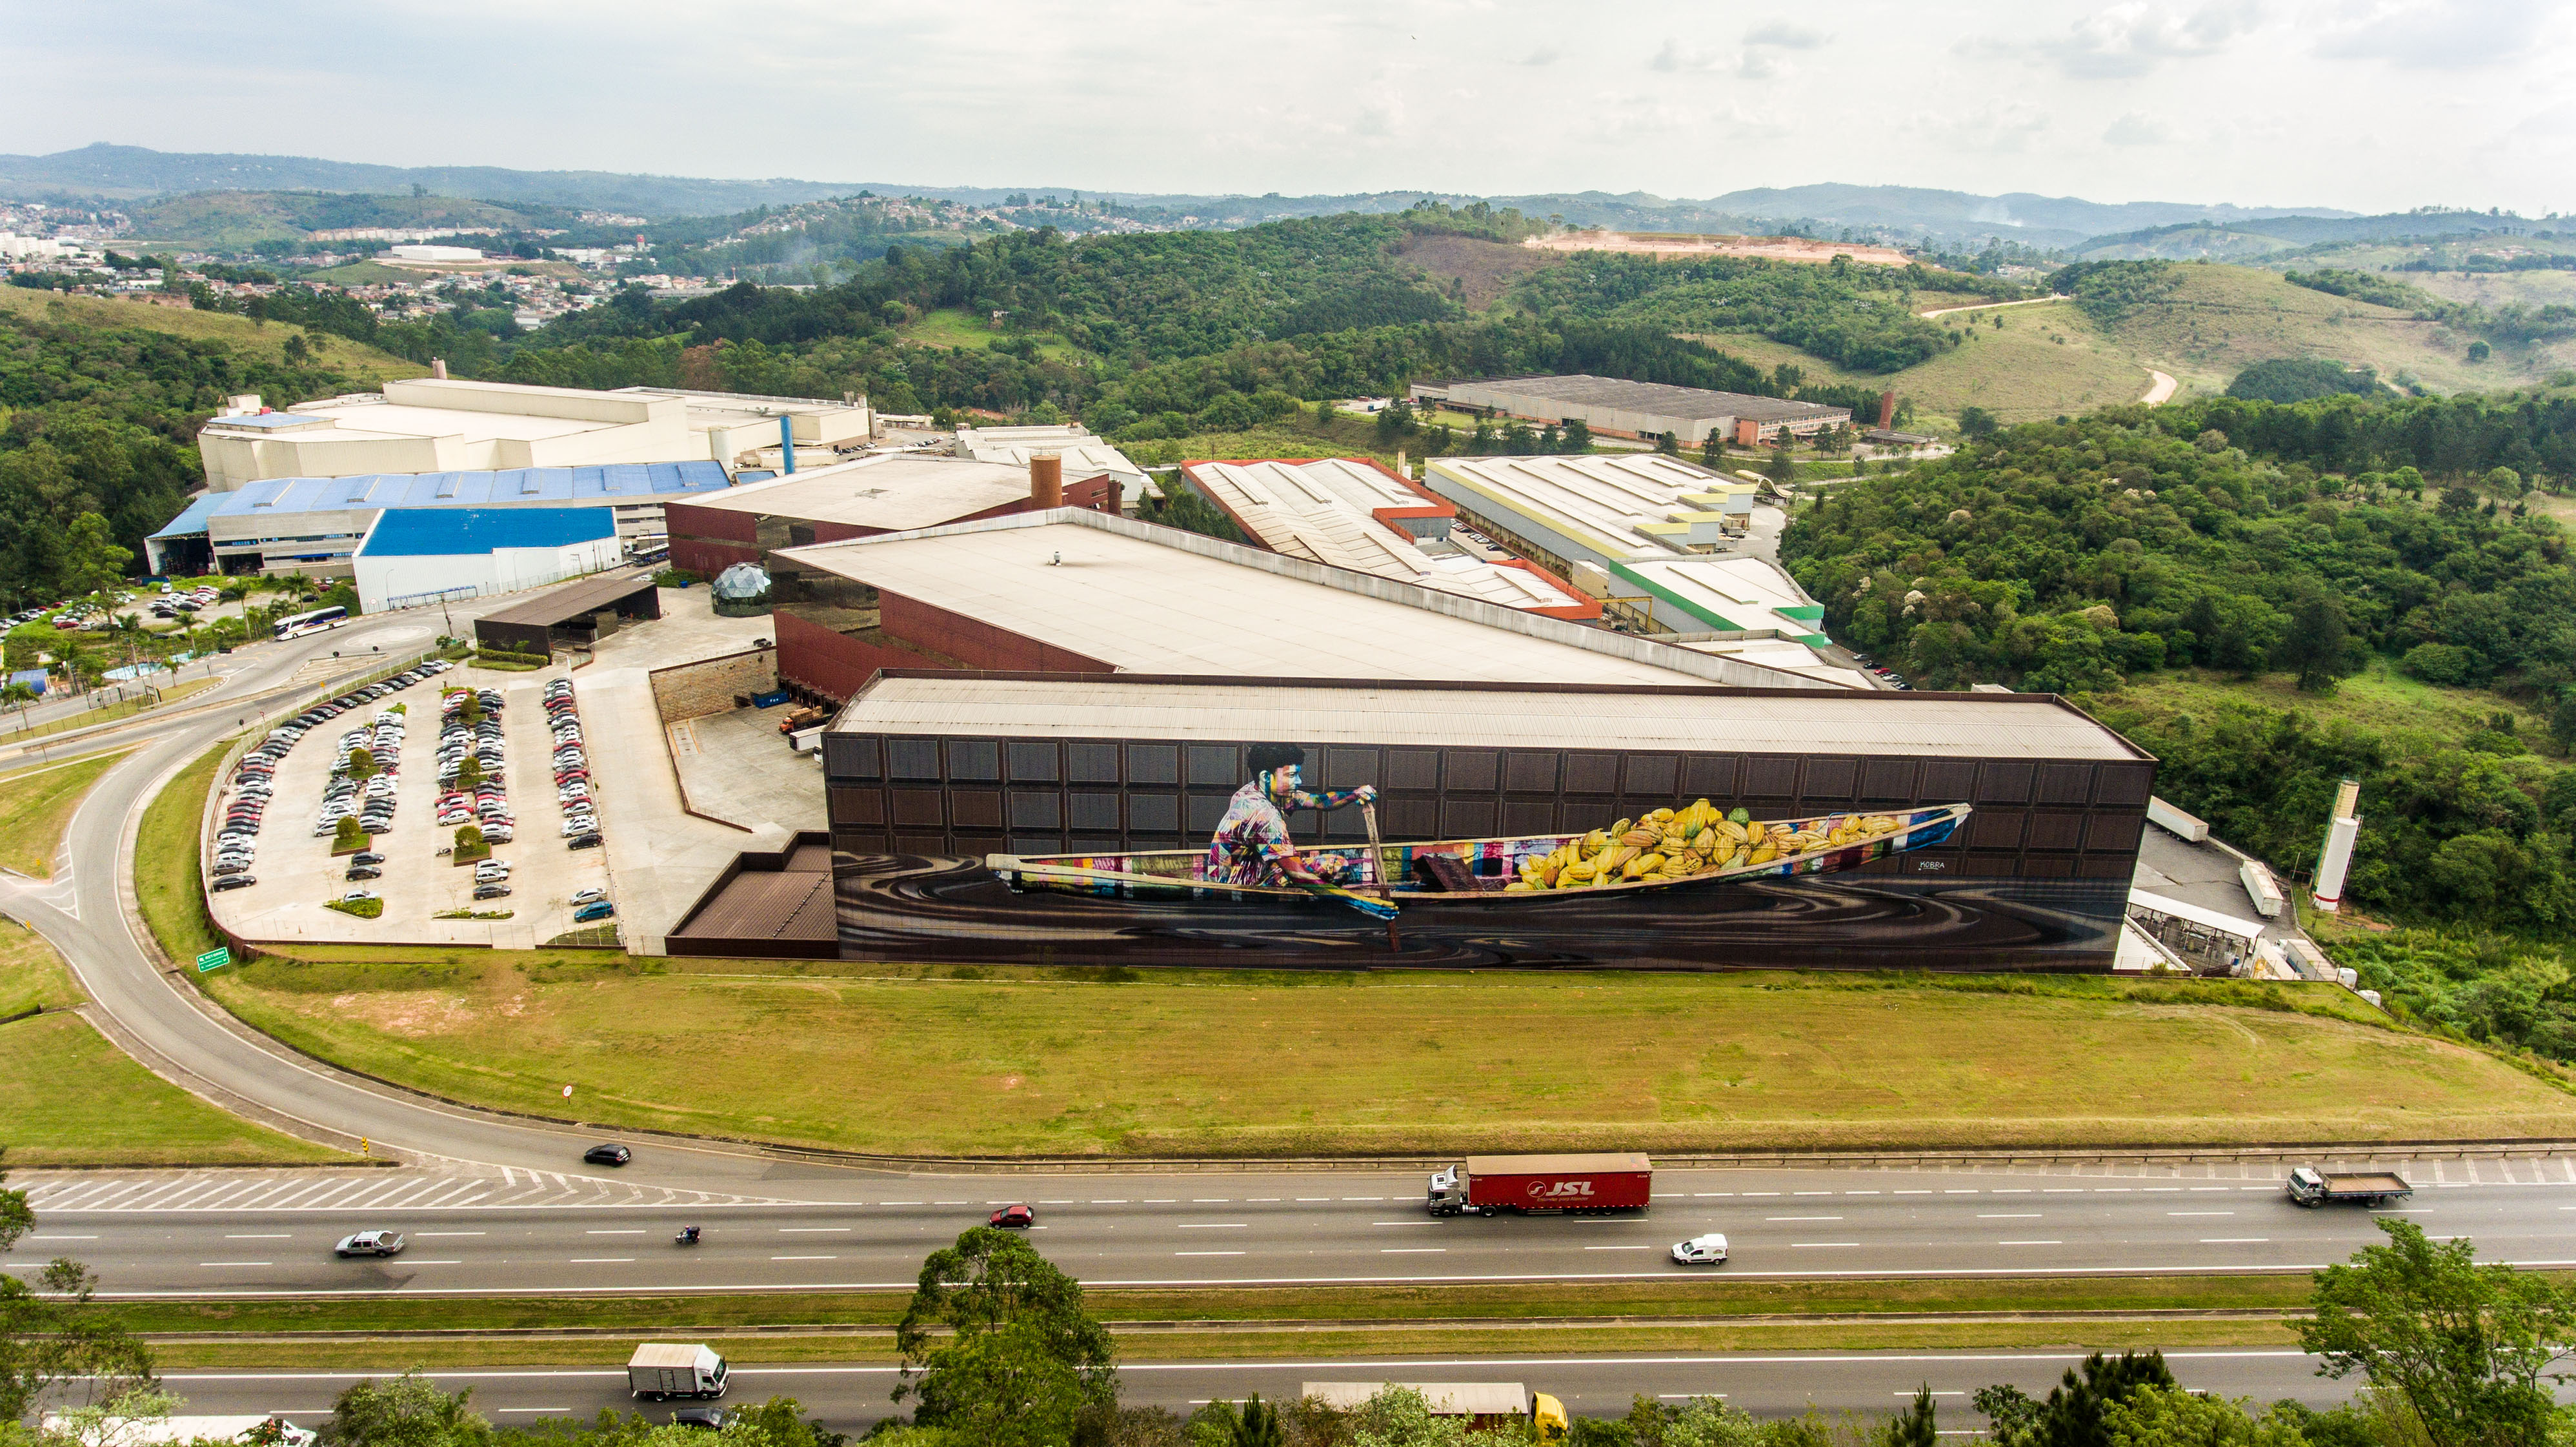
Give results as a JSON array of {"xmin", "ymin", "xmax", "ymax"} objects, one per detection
[{"xmin": 7, "ymin": 0, "xmax": 2569, "ymax": 216}]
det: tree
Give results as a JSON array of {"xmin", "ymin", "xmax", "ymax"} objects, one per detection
[
  {"xmin": 1886, "ymin": 1385, "xmax": 1937, "ymax": 1447},
  {"xmin": 1347, "ymin": 1386, "xmax": 1467, "ymax": 1447},
  {"xmin": 1194, "ymin": 1392, "xmax": 1284, "ymax": 1447},
  {"xmin": 324, "ymin": 1371, "xmax": 490, "ymax": 1447},
  {"xmin": 62, "ymin": 513, "xmax": 131, "ymax": 597},
  {"xmin": 348, "ymin": 746, "xmax": 376, "ymax": 781},
  {"xmin": 334, "ymin": 816, "xmax": 367, "ymax": 849},
  {"xmin": 2550, "ymin": 692, "xmax": 2576, "ymax": 756},
  {"xmin": 2275, "ymin": 589, "xmax": 2351, "ymax": 693},
  {"xmin": 1764, "ymin": 447, "xmax": 1797, "ymax": 485},
  {"xmin": 1562, "ymin": 418, "xmax": 1592, "ymax": 452},
  {"xmin": 2299, "ymin": 1219, "xmax": 2576, "ymax": 1447},
  {"xmin": 1958, "ymin": 406, "xmax": 2000, "ymax": 440},
  {"xmin": 1975, "ymin": 1353, "xmax": 2175, "ymax": 1446},
  {"xmin": 1700, "ymin": 431, "xmax": 1724, "ymax": 467},
  {"xmin": 1373, "ymin": 400, "xmax": 1418, "ymax": 445},
  {"xmin": 895, "ymin": 1227, "xmax": 1115, "ymax": 1442},
  {"xmin": 1, "ymin": 680, "xmax": 36, "ymax": 730},
  {"xmin": 1655, "ymin": 431, "xmax": 1680, "ymax": 456},
  {"xmin": 2098, "ymin": 1384, "xmax": 2311, "ymax": 1446}
]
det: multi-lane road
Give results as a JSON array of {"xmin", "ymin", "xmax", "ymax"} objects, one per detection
[{"xmin": 15, "ymin": 1157, "xmax": 2576, "ymax": 1296}]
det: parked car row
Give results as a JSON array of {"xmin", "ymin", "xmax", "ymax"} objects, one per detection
[
  {"xmin": 438, "ymin": 685, "xmax": 517, "ymax": 883},
  {"xmin": 150, "ymin": 583, "xmax": 222, "ymax": 622},
  {"xmin": 318, "ymin": 708, "xmax": 407, "ymax": 852},
  {"xmin": 216, "ymin": 660, "xmax": 453, "ymax": 895},
  {"xmin": 548, "ymin": 680, "xmax": 606, "ymax": 860},
  {"xmin": 1847, "ymin": 654, "xmax": 1915, "ymax": 692}
]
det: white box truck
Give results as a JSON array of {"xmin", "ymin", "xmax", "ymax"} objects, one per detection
[{"xmin": 629, "ymin": 1342, "xmax": 729, "ymax": 1399}]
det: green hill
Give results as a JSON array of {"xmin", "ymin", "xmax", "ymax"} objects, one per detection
[
  {"xmin": 121, "ymin": 190, "xmax": 556, "ymax": 250},
  {"xmin": 0, "ymin": 285, "xmax": 425, "ymax": 381}
]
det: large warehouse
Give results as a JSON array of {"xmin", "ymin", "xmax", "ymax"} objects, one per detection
[
  {"xmin": 1180, "ymin": 457, "xmax": 1596, "ymax": 618},
  {"xmin": 1418, "ymin": 452, "xmax": 1759, "ymax": 582},
  {"xmin": 661, "ymin": 453, "xmax": 1118, "ymax": 581},
  {"xmin": 143, "ymin": 461, "xmax": 734, "ymax": 578},
  {"xmin": 1414, "ymin": 375, "xmax": 1849, "ymax": 445},
  {"xmin": 818, "ymin": 673, "xmax": 2154, "ymax": 971},
  {"xmin": 764, "ymin": 507, "xmax": 1836, "ymax": 702},
  {"xmin": 197, "ymin": 378, "xmax": 872, "ymax": 491},
  {"xmin": 350, "ymin": 507, "xmax": 623, "ymax": 613}
]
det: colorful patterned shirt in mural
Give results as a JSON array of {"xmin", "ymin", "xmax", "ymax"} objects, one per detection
[{"xmin": 1203, "ymin": 775, "xmax": 1369, "ymax": 887}]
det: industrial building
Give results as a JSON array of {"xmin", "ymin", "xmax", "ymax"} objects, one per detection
[
  {"xmin": 1179, "ymin": 457, "xmax": 1596, "ymax": 618},
  {"xmin": 1412, "ymin": 375, "xmax": 1850, "ymax": 446},
  {"xmin": 196, "ymin": 378, "xmax": 871, "ymax": 491},
  {"xmin": 1418, "ymin": 453, "xmax": 1759, "ymax": 581},
  {"xmin": 816, "ymin": 672, "xmax": 2154, "ymax": 971},
  {"xmin": 472, "ymin": 572, "xmax": 662, "ymax": 656},
  {"xmin": 143, "ymin": 461, "xmax": 734, "ymax": 578},
  {"xmin": 954, "ymin": 424, "xmax": 1152, "ymax": 507},
  {"xmin": 662, "ymin": 452, "xmax": 1118, "ymax": 582},
  {"xmin": 763, "ymin": 506, "xmax": 1836, "ymax": 703},
  {"xmin": 1566, "ymin": 554, "xmax": 1866, "ymax": 686},
  {"xmin": 350, "ymin": 507, "xmax": 624, "ymax": 614}
]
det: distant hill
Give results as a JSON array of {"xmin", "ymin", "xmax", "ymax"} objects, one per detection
[
  {"xmin": 3, "ymin": 143, "xmax": 2511, "ymax": 251},
  {"xmin": 2075, "ymin": 212, "xmax": 2553, "ymax": 261}
]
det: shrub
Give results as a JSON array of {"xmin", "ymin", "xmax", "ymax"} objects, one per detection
[{"xmin": 2399, "ymin": 642, "xmax": 2488, "ymax": 687}]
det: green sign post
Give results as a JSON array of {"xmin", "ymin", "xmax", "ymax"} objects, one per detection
[{"xmin": 196, "ymin": 946, "xmax": 231, "ymax": 973}]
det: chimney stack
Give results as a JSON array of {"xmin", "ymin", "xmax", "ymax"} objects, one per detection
[
  {"xmin": 431, "ymin": 358, "xmax": 449, "ymax": 379},
  {"xmin": 1029, "ymin": 452, "xmax": 1063, "ymax": 509},
  {"xmin": 1877, "ymin": 389, "xmax": 1896, "ymax": 429}
]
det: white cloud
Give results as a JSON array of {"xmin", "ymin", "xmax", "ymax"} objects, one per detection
[
  {"xmin": 1744, "ymin": 21, "xmax": 1830, "ymax": 49},
  {"xmin": 2001, "ymin": 1, "xmax": 2263, "ymax": 79},
  {"xmin": 1648, "ymin": 38, "xmax": 1716, "ymax": 72},
  {"xmin": 1516, "ymin": 45, "xmax": 1559, "ymax": 66},
  {"xmin": 2104, "ymin": 110, "xmax": 2175, "ymax": 145},
  {"xmin": 2314, "ymin": 0, "xmax": 2549, "ymax": 70}
]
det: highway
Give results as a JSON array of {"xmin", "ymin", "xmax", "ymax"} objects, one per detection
[
  {"xmin": 137, "ymin": 1350, "xmax": 2357, "ymax": 1429},
  {"xmin": 15, "ymin": 1157, "xmax": 2575, "ymax": 1296}
]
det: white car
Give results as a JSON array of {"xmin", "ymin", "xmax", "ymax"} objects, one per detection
[{"xmin": 1671, "ymin": 1233, "xmax": 1729, "ymax": 1266}]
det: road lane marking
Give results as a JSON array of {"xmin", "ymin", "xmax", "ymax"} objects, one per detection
[
  {"xmin": 772, "ymin": 1255, "xmax": 837, "ymax": 1261},
  {"xmin": 1978, "ymin": 1215, "xmax": 2041, "ymax": 1219},
  {"xmin": 778, "ymin": 1228, "xmax": 849, "ymax": 1233},
  {"xmin": 1374, "ymin": 1221, "xmax": 1437, "ymax": 1226},
  {"xmin": 407, "ymin": 1260, "xmax": 461, "ymax": 1265},
  {"xmin": 568, "ymin": 1257, "xmax": 634, "ymax": 1263},
  {"xmin": 1381, "ymin": 1248, "xmax": 1445, "ymax": 1254},
  {"xmin": 1343, "ymin": 1197, "xmax": 1384, "ymax": 1201},
  {"xmin": 1791, "ymin": 1242, "xmax": 1858, "ymax": 1248},
  {"xmin": 2200, "ymin": 1239, "xmax": 2271, "ymax": 1244},
  {"xmin": 1999, "ymin": 1240, "xmax": 2061, "ymax": 1246},
  {"xmin": 1092, "ymin": 1200, "xmax": 1129, "ymax": 1204},
  {"xmin": 414, "ymin": 1232, "xmax": 486, "ymax": 1237},
  {"xmin": 199, "ymin": 1262, "xmax": 272, "ymax": 1267},
  {"xmin": 31, "ymin": 1234, "xmax": 99, "ymax": 1239},
  {"xmin": 1177, "ymin": 1224, "xmax": 1248, "ymax": 1229},
  {"xmin": 2169, "ymin": 1212, "xmax": 2235, "ymax": 1217},
  {"xmin": 1767, "ymin": 1217, "xmax": 1843, "ymax": 1222},
  {"xmin": 1584, "ymin": 1246, "xmax": 1652, "ymax": 1251},
  {"xmin": 585, "ymin": 1229, "xmax": 645, "ymax": 1235},
  {"xmin": 1175, "ymin": 1251, "xmax": 1243, "ymax": 1257},
  {"xmin": 225, "ymin": 1234, "xmax": 292, "ymax": 1239}
]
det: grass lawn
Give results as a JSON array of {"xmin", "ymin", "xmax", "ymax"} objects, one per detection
[
  {"xmin": 137, "ymin": 740, "xmax": 230, "ymax": 967},
  {"xmin": 0, "ymin": 287, "xmax": 423, "ymax": 382},
  {"xmin": 0, "ymin": 917, "xmax": 83, "ymax": 1018},
  {"xmin": 900, "ymin": 307, "xmax": 1085, "ymax": 361},
  {"xmin": 2091, "ymin": 663, "xmax": 2564, "ymax": 767},
  {"xmin": 2101, "ymin": 263, "xmax": 2555, "ymax": 397},
  {"xmin": 0, "ymin": 749, "xmax": 128, "ymax": 877},
  {"xmin": 5, "ymin": 678, "xmax": 219, "ymax": 744},
  {"xmin": 0, "ymin": 927, "xmax": 341, "ymax": 1165},
  {"xmin": 199, "ymin": 953, "xmax": 2576, "ymax": 1157}
]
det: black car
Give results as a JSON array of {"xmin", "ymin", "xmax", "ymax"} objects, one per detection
[
  {"xmin": 350, "ymin": 851, "xmax": 386, "ymax": 866},
  {"xmin": 347, "ymin": 866, "xmax": 382, "ymax": 882},
  {"xmin": 211, "ymin": 875, "xmax": 256, "ymax": 891},
  {"xmin": 567, "ymin": 833, "xmax": 604, "ymax": 850},
  {"xmin": 583, "ymin": 1143, "xmax": 632, "ymax": 1166},
  {"xmin": 472, "ymin": 884, "xmax": 510, "ymax": 900}
]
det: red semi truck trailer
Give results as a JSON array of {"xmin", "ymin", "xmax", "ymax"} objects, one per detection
[{"xmin": 1426, "ymin": 1153, "xmax": 1653, "ymax": 1217}]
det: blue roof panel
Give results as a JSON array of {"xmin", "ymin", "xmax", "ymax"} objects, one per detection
[
  {"xmin": 149, "ymin": 461, "xmax": 732, "ymax": 540},
  {"xmin": 356, "ymin": 507, "xmax": 619, "ymax": 558}
]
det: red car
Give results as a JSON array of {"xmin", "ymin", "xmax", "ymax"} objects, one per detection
[{"xmin": 989, "ymin": 1204, "xmax": 1035, "ymax": 1228}]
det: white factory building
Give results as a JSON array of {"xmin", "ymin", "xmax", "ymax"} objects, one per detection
[
  {"xmin": 1419, "ymin": 452, "xmax": 1758, "ymax": 582},
  {"xmin": 197, "ymin": 378, "xmax": 872, "ymax": 491},
  {"xmin": 953, "ymin": 423, "xmax": 1154, "ymax": 507}
]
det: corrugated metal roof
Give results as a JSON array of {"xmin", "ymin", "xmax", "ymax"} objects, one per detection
[
  {"xmin": 148, "ymin": 462, "xmax": 732, "ymax": 540},
  {"xmin": 479, "ymin": 572, "xmax": 659, "ymax": 628},
  {"xmin": 830, "ymin": 674, "xmax": 2148, "ymax": 760},
  {"xmin": 674, "ymin": 453, "xmax": 1032, "ymax": 529},
  {"xmin": 1424, "ymin": 454, "xmax": 1744, "ymax": 562},
  {"xmin": 356, "ymin": 507, "xmax": 616, "ymax": 558},
  {"xmin": 670, "ymin": 869, "xmax": 836, "ymax": 942}
]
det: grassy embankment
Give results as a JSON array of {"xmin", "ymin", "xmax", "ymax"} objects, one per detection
[
  {"xmin": 0, "ymin": 285, "xmax": 425, "ymax": 383},
  {"xmin": 197, "ymin": 948, "xmax": 2574, "ymax": 1157},
  {"xmin": 119, "ymin": 1274, "xmax": 2337, "ymax": 1368},
  {"xmin": 0, "ymin": 914, "xmax": 338, "ymax": 1166},
  {"xmin": 897, "ymin": 306, "xmax": 1085, "ymax": 361},
  {"xmin": 2093, "ymin": 663, "xmax": 2561, "ymax": 765},
  {"xmin": 3, "ymin": 678, "xmax": 218, "ymax": 746},
  {"xmin": 0, "ymin": 749, "xmax": 129, "ymax": 876}
]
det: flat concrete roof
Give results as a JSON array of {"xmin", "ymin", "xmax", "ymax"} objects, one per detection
[
  {"xmin": 674, "ymin": 453, "xmax": 1032, "ymax": 529},
  {"xmin": 778, "ymin": 509, "xmax": 1828, "ymax": 689},
  {"xmin": 830, "ymin": 673, "xmax": 2151, "ymax": 760},
  {"xmin": 480, "ymin": 572, "xmax": 659, "ymax": 628}
]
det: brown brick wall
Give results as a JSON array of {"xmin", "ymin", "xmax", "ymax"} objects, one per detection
[{"xmin": 650, "ymin": 649, "xmax": 780, "ymax": 723}]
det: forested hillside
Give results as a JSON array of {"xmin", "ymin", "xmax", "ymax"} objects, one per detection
[
  {"xmin": 1511, "ymin": 254, "xmax": 2010, "ymax": 372},
  {"xmin": 1782, "ymin": 390, "xmax": 2576, "ymax": 946}
]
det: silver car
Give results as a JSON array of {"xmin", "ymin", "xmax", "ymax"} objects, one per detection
[{"xmin": 334, "ymin": 1230, "xmax": 406, "ymax": 1257}]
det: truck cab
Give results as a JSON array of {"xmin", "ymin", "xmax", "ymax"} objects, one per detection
[
  {"xmin": 1428, "ymin": 1166, "xmax": 1469, "ymax": 1216},
  {"xmin": 2287, "ymin": 1166, "xmax": 2329, "ymax": 1204}
]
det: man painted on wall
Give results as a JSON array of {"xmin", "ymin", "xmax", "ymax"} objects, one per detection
[{"xmin": 1203, "ymin": 743, "xmax": 1378, "ymax": 888}]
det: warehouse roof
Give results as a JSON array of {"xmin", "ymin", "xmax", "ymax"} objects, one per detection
[
  {"xmin": 1182, "ymin": 457, "xmax": 1588, "ymax": 613},
  {"xmin": 1609, "ymin": 555, "xmax": 1828, "ymax": 638},
  {"xmin": 149, "ymin": 461, "xmax": 731, "ymax": 540},
  {"xmin": 671, "ymin": 453, "xmax": 1033, "ymax": 530},
  {"xmin": 1424, "ymin": 453, "xmax": 1749, "ymax": 562},
  {"xmin": 1456, "ymin": 374, "xmax": 1848, "ymax": 425},
  {"xmin": 830, "ymin": 673, "xmax": 2148, "ymax": 760},
  {"xmin": 356, "ymin": 507, "xmax": 617, "ymax": 558},
  {"xmin": 479, "ymin": 571, "xmax": 658, "ymax": 628},
  {"xmin": 777, "ymin": 509, "xmax": 1833, "ymax": 689}
]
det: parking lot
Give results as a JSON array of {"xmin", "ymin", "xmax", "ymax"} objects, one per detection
[{"xmin": 206, "ymin": 663, "xmax": 616, "ymax": 949}]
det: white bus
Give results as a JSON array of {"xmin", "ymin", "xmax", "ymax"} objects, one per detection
[{"xmin": 272, "ymin": 605, "xmax": 348, "ymax": 639}]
